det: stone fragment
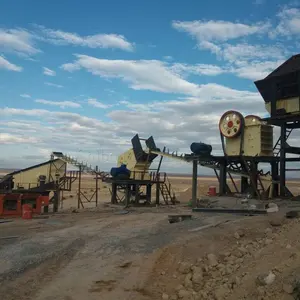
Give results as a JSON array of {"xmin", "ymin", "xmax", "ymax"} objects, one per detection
[
  {"xmin": 192, "ymin": 267, "xmax": 203, "ymax": 285},
  {"xmin": 234, "ymin": 232, "xmax": 240, "ymax": 239},
  {"xmin": 178, "ymin": 262, "xmax": 191, "ymax": 274},
  {"xmin": 162, "ymin": 293, "xmax": 169, "ymax": 300},
  {"xmin": 178, "ymin": 289, "xmax": 190, "ymax": 299},
  {"xmin": 184, "ymin": 273, "xmax": 193, "ymax": 289},
  {"xmin": 283, "ymin": 283, "xmax": 294, "ymax": 294},
  {"xmin": 214, "ymin": 286, "xmax": 230, "ymax": 300},
  {"xmin": 256, "ymin": 272, "xmax": 276, "ymax": 286},
  {"xmin": 207, "ymin": 254, "xmax": 218, "ymax": 267}
]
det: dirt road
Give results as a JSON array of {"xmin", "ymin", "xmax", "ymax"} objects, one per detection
[{"xmin": 1, "ymin": 204, "xmax": 300, "ymax": 300}]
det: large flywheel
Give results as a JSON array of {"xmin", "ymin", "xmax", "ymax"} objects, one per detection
[{"xmin": 219, "ymin": 110, "xmax": 244, "ymax": 138}]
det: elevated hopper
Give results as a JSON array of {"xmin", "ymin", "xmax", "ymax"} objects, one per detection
[{"xmin": 255, "ymin": 54, "xmax": 300, "ymax": 117}]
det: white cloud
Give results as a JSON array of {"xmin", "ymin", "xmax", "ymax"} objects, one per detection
[
  {"xmin": 60, "ymin": 62, "xmax": 81, "ymax": 72},
  {"xmin": 61, "ymin": 55, "xmax": 200, "ymax": 96},
  {"xmin": 171, "ymin": 17, "xmax": 287, "ymax": 68},
  {"xmin": 272, "ymin": 7, "xmax": 300, "ymax": 37},
  {"xmin": 172, "ymin": 20, "xmax": 270, "ymax": 43},
  {"xmin": 0, "ymin": 28, "xmax": 40, "ymax": 56},
  {"xmin": 0, "ymin": 55, "xmax": 22, "ymax": 72},
  {"xmin": 0, "ymin": 79, "xmax": 270, "ymax": 173},
  {"xmin": 20, "ymin": 94, "xmax": 31, "ymax": 98},
  {"xmin": 35, "ymin": 99, "xmax": 81, "ymax": 108},
  {"xmin": 43, "ymin": 67, "xmax": 56, "ymax": 76},
  {"xmin": 87, "ymin": 98, "xmax": 111, "ymax": 109},
  {"xmin": 119, "ymin": 100, "xmax": 155, "ymax": 112},
  {"xmin": 232, "ymin": 60, "xmax": 284, "ymax": 80},
  {"xmin": 37, "ymin": 26, "xmax": 134, "ymax": 51},
  {"xmin": 0, "ymin": 133, "xmax": 38, "ymax": 144},
  {"xmin": 44, "ymin": 82, "xmax": 63, "ymax": 88},
  {"xmin": 221, "ymin": 43, "xmax": 286, "ymax": 62},
  {"xmin": 171, "ymin": 63, "xmax": 226, "ymax": 76}
]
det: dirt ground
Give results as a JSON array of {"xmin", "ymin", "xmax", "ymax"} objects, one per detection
[
  {"xmin": 58, "ymin": 174, "xmax": 300, "ymax": 209},
  {"xmin": 1, "ymin": 175, "xmax": 300, "ymax": 300}
]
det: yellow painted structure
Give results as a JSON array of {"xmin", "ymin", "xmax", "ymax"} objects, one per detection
[
  {"xmin": 11, "ymin": 159, "xmax": 66, "ymax": 190},
  {"xmin": 117, "ymin": 149, "xmax": 151, "ymax": 180},
  {"xmin": 225, "ymin": 116, "xmax": 273, "ymax": 157},
  {"xmin": 265, "ymin": 97, "xmax": 300, "ymax": 115}
]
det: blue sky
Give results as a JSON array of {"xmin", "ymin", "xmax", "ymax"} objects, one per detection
[{"xmin": 0, "ymin": 0, "xmax": 300, "ymax": 173}]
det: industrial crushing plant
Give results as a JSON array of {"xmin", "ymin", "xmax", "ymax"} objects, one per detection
[
  {"xmin": 142, "ymin": 54, "xmax": 300, "ymax": 204},
  {"xmin": 1, "ymin": 54, "xmax": 300, "ymax": 214},
  {"xmin": 104, "ymin": 134, "xmax": 177, "ymax": 206},
  {"xmin": 0, "ymin": 152, "xmax": 106, "ymax": 217}
]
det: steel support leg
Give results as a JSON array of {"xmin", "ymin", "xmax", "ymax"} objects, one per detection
[
  {"xmin": 156, "ymin": 182, "xmax": 160, "ymax": 205},
  {"xmin": 241, "ymin": 177, "xmax": 248, "ymax": 194},
  {"xmin": 192, "ymin": 160, "xmax": 198, "ymax": 207},
  {"xmin": 146, "ymin": 184, "xmax": 152, "ymax": 203},
  {"xmin": 125, "ymin": 184, "xmax": 130, "ymax": 207},
  {"xmin": 280, "ymin": 123, "xmax": 287, "ymax": 197},
  {"xmin": 219, "ymin": 163, "xmax": 227, "ymax": 195},
  {"xmin": 271, "ymin": 161, "xmax": 279, "ymax": 197},
  {"xmin": 135, "ymin": 184, "xmax": 140, "ymax": 204},
  {"xmin": 111, "ymin": 183, "xmax": 117, "ymax": 204}
]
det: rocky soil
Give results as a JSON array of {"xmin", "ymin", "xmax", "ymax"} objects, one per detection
[
  {"xmin": 146, "ymin": 212, "xmax": 300, "ymax": 300},
  {"xmin": 1, "ymin": 205, "xmax": 300, "ymax": 300}
]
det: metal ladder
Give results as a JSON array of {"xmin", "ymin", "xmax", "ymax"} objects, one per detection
[
  {"xmin": 159, "ymin": 176, "xmax": 176, "ymax": 205},
  {"xmin": 273, "ymin": 128, "xmax": 293, "ymax": 157}
]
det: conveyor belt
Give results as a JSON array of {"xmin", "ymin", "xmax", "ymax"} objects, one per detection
[
  {"xmin": 51, "ymin": 152, "xmax": 108, "ymax": 177},
  {"xmin": 149, "ymin": 150, "xmax": 273, "ymax": 183}
]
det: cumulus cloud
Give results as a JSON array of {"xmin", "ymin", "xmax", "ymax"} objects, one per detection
[
  {"xmin": 0, "ymin": 75, "xmax": 276, "ymax": 173},
  {"xmin": 37, "ymin": 25, "xmax": 134, "ymax": 51},
  {"xmin": 232, "ymin": 60, "xmax": 284, "ymax": 80},
  {"xmin": 171, "ymin": 15, "xmax": 288, "ymax": 79},
  {"xmin": 0, "ymin": 56, "xmax": 22, "ymax": 72},
  {"xmin": 35, "ymin": 99, "xmax": 81, "ymax": 108},
  {"xmin": 272, "ymin": 7, "xmax": 300, "ymax": 37},
  {"xmin": 87, "ymin": 98, "xmax": 112, "ymax": 109},
  {"xmin": 0, "ymin": 133, "xmax": 38, "ymax": 144},
  {"xmin": 172, "ymin": 20, "xmax": 270, "ymax": 43},
  {"xmin": 171, "ymin": 63, "xmax": 226, "ymax": 76},
  {"xmin": 221, "ymin": 43, "xmax": 286, "ymax": 62},
  {"xmin": 61, "ymin": 55, "xmax": 200, "ymax": 96},
  {"xmin": 43, "ymin": 67, "xmax": 56, "ymax": 76},
  {"xmin": 0, "ymin": 28, "xmax": 40, "ymax": 56}
]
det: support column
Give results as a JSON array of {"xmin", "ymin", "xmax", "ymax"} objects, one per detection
[
  {"xmin": 95, "ymin": 167, "xmax": 99, "ymax": 207},
  {"xmin": 146, "ymin": 184, "xmax": 152, "ymax": 203},
  {"xmin": 135, "ymin": 184, "xmax": 140, "ymax": 204},
  {"xmin": 192, "ymin": 160, "xmax": 198, "ymax": 207},
  {"xmin": 53, "ymin": 178, "xmax": 60, "ymax": 213},
  {"xmin": 111, "ymin": 182, "xmax": 117, "ymax": 204},
  {"xmin": 125, "ymin": 184, "xmax": 130, "ymax": 207},
  {"xmin": 53, "ymin": 191, "xmax": 59, "ymax": 212},
  {"xmin": 241, "ymin": 177, "xmax": 248, "ymax": 194},
  {"xmin": 219, "ymin": 162, "xmax": 227, "ymax": 195},
  {"xmin": 77, "ymin": 165, "xmax": 82, "ymax": 209},
  {"xmin": 271, "ymin": 161, "xmax": 279, "ymax": 197},
  {"xmin": 156, "ymin": 182, "xmax": 160, "ymax": 205},
  {"xmin": 280, "ymin": 123, "xmax": 287, "ymax": 197}
]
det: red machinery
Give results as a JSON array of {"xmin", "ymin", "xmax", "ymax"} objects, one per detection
[{"xmin": 0, "ymin": 193, "xmax": 49, "ymax": 217}]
